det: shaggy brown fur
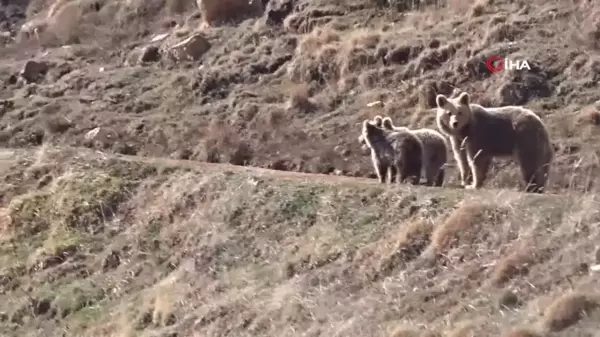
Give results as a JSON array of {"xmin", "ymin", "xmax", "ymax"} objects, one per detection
[
  {"xmin": 361, "ymin": 119, "xmax": 423, "ymax": 184},
  {"xmin": 435, "ymin": 92, "xmax": 553, "ymax": 193},
  {"xmin": 381, "ymin": 117, "xmax": 448, "ymax": 187},
  {"xmin": 357, "ymin": 115, "xmax": 383, "ymax": 150}
]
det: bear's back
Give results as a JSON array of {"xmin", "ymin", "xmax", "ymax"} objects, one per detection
[
  {"xmin": 468, "ymin": 105, "xmax": 519, "ymax": 156},
  {"xmin": 387, "ymin": 130, "xmax": 422, "ymax": 158}
]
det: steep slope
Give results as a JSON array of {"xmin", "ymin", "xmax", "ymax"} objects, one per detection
[
  {"xmin": 0, "ymin": 0, "xmax": 599, "ymax": 191},
  {"xmin": 1, "ymin": 1, "xmax": 600, "ymax": 337},
  {"xmin": 0, "ymin": 145, "xmax": 599, "ymax": 337}
]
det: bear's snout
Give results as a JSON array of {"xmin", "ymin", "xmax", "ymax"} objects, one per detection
[{"xmin": 451, "ymin": 121, "xmax": 459, "ymax": 129}]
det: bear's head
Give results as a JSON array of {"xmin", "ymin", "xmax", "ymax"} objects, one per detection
[
  {"xmin": 361, "ymin": 119, "xmax": 385, "ymax": 149},
  {"xmin": 358, "ymin": 116, "xmax": 384, "ymax": 150},
  {"xmin": 435, "ymin": 91, "xmax": 471, "ymax": 133}
]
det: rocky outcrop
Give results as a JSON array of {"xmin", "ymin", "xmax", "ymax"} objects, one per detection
[
  {"xmin": 167, "ymin": 33, "xmax": 211, "ymax": 61},
  {"xmin": 196, "ymin": 0, "xmax": 264, "ymax": 27}
]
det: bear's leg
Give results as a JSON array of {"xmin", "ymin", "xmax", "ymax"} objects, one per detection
[
  {"xmin": 532, "ymin": 163, "xmax": 550, "ymax": 193},
  {"xmin": 465, "ymin": 150, "xmax": 492, "ymax": 189},
  {"xmin": 514, "ymin": 127, "xmax": 552, "ymax": 194},
  {"xmin": 410, "ymin": 174, "xmax": 420, "ymax": 185},
  {"xmin": 450, "ymin": 137, "xmax": 471, "ymax": 186},
  {"xmin": 372, "ymin": 156, "xmax": 388, "ymax": 184},
  {"xmin": 425, "ymin": 162, "xmax": 444, "ymax": 187},
  {"xmin": 377, "ymin": 165, "xmax": 388, "ymax": 184},
  {"xmin": 393, "ymin": 164, "xmax": 404, "ymax": 185},
  {"xmin": 399, "ymin": 167, "xmax": 407, "ymax": 183},
  {"xmin": 400, "ymin": 163, "xmax": 421, "ymax": 186},
  {"xmin": 516, "ymin": 126, "xmax": 553, "ymax": 193},
  {"xmin": 423, "ymin": 163, "xmax": 434, "ymax": 187},
  {"xmin": 517, "ymin": 153, "xmax": 549, "ymax": 194},
  {"xmin": 435, "ymin": 168, "xmax": 445, "ymax": 187},
  {"xmin": 388, "ymin": 165, "xmax": 398, "ymax": 184}
]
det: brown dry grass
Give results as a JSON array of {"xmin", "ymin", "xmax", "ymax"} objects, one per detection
[
  {"xmin": 501, "ymin": 329, "xmax": 542, "ymax": 337},
  {"xmin": 0, "ymin": 146, "xmax": 598, "ymax": 337},
  {"xmin": 284, "ymin": 82, "xmax": 317, "ymax": 113},
  {"xmin": 541, "ymin": 292, "xmax": 600, "ymax": 332},
  {"xmin": 577, "ymin": 106, "xmax": 600, "ymax": 126},
  {"xmin": 428, "ymin": 201, "xmax": 506, "ymax": 255},
  {"xmin": 364, "ymin": 218, "xmax": 434, "ymax": 280},
  {"xmin": 389, "ymin": 326, "xmax": 441, "ymax": 337},
  {"xmin": 2, "ymin": 0, "xmax": 600, "ymax": 336},
  {"xmin": 490, "ymin": 244, "xmax": 534, "ymax": 287}
]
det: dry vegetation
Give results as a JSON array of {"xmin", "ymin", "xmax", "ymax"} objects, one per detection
[{"xmin": 1, "ymin": 0, "xmax": 600, "ymax": 336}]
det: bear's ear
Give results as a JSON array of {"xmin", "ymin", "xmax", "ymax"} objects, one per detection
[
  {"xmin": 435, "ymin": 94, "xmax": 448, "ymax": 108},
  {"xmin": 458, "ymin": 92, "xmax": 470, "ymax": 106},
  {"xmin": 363, "ymin": 119, "xmax": 376, "ymax": 134},
  {"xmin": 373, "ymin": 115, "xmax": 383, "ymax": 127},
  {"xmin": 382, "ymin": 117, "xmax": 394, "ymax": 130}
]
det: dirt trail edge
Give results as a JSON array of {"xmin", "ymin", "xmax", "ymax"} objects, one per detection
[{"xmin": 0, "ymin": 145, "xmax": 567, "ymax": 198}]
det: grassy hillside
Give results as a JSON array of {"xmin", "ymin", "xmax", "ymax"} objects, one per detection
[
  {"xmin": 0, "ymin": 0, "xmax": 599, "ymax": 191},
  {"xmin": 0, "ymin": 146, "xmax": 599, "ymax": 337},
  {"xmin": 1, "ymin": 0, "xmax": 600, "ymax": 336}
]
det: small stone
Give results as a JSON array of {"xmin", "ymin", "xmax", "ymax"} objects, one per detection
[
  {"xmin": 84, "ymin": 127, "xmax": 118, "ymax": 149},
  {"xmin": 20, "ymin": 60, "xmax": 49, "ymax": 83},
  {"xmin": 498, "ymin": 290, "xmax": 520, "ymax": 308},
  {"xmin": 32, "ymin": 298, "xmax": 52, "ymax": 316},
  {"xmin": 138, "ymin": 46, "xmax": 161, "ymax": 64},
  {"xmin": 168, "ymin": 34, "xmax": 211, "ymax": 61},
  {"xmin": 102, "ymin": 251, "xmax": 121, "ymax": 271}
]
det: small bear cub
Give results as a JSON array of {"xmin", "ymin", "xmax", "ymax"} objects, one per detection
[
  {"xmin": 381, "ymin": 117, "xmax": 448, "ymax": 187},
  {"xmin": 360, "ymin": 118, "xmax": 423, "ymax": 185}
]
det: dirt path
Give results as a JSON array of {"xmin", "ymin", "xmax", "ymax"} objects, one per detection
[{"xmin": 0, "ymin": 146, "xmax": 569, "ymax": 200}]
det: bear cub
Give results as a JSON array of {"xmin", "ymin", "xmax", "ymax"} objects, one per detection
[
  {"xmin": 381, "ymin": 117, "xmax": 448, "ymax": 187},
  {"xmin": 360, "ymin": 119, "xmax": 423, "ymax": 185}
]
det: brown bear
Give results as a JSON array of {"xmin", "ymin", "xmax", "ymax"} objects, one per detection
[
  {"xmin": 435, "ymin": 91, "xmax": 553, "ymax": 193},
  {"xmin": 357, "ymin": 115, "xmax": 384, "ymax": 151},
  {"xmin": 381, "ymin": 117, "xmax": 448, "ymax": 187},
  {"xmin": 360, "ymin": 119, "xmax": 423, "ymax": 184}
]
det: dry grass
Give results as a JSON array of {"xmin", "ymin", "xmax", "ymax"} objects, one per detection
[
  {"xmin": 541, "ymin": 292, "xmax": 600, "ymax": 332},
  {"xmin": 377, "ymin": 220, "xmax": 433, "ymax": 272},
  {"xmin": 2, "ymin": 0, "xmax": 600, "ymax": 336},
  {"xmin": 446, "ymin": 321, "xmax": 477, "ymax": 337},
  {"xmin": 0, "ymin": 146, "xmax": 598, "ymax": 337},
  {"xmin": 576, "ymin": 106, "xmax": 600, "ymax": 126},
  {"xmin": 427, "ymin": 201, "xmax": 506, "ymax": 255},
  {"xmin": 490, "ymin": 245, "xmax": 533, "ymax": 286},
  {"xmin": 501, "ymin": 329, "xmax": 542, "ymax": 337},
  {"xmin": 389, "ymin": 326, "xmax": 440, "ymax": 337},
  {"xmin": 285, "ymin": 82, "xmax": 317, "ymax": 113}
]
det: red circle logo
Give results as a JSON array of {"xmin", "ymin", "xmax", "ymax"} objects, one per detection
[{"xmin": 486, "ymin": 56, "xmax": 503, "ymax": 73}]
